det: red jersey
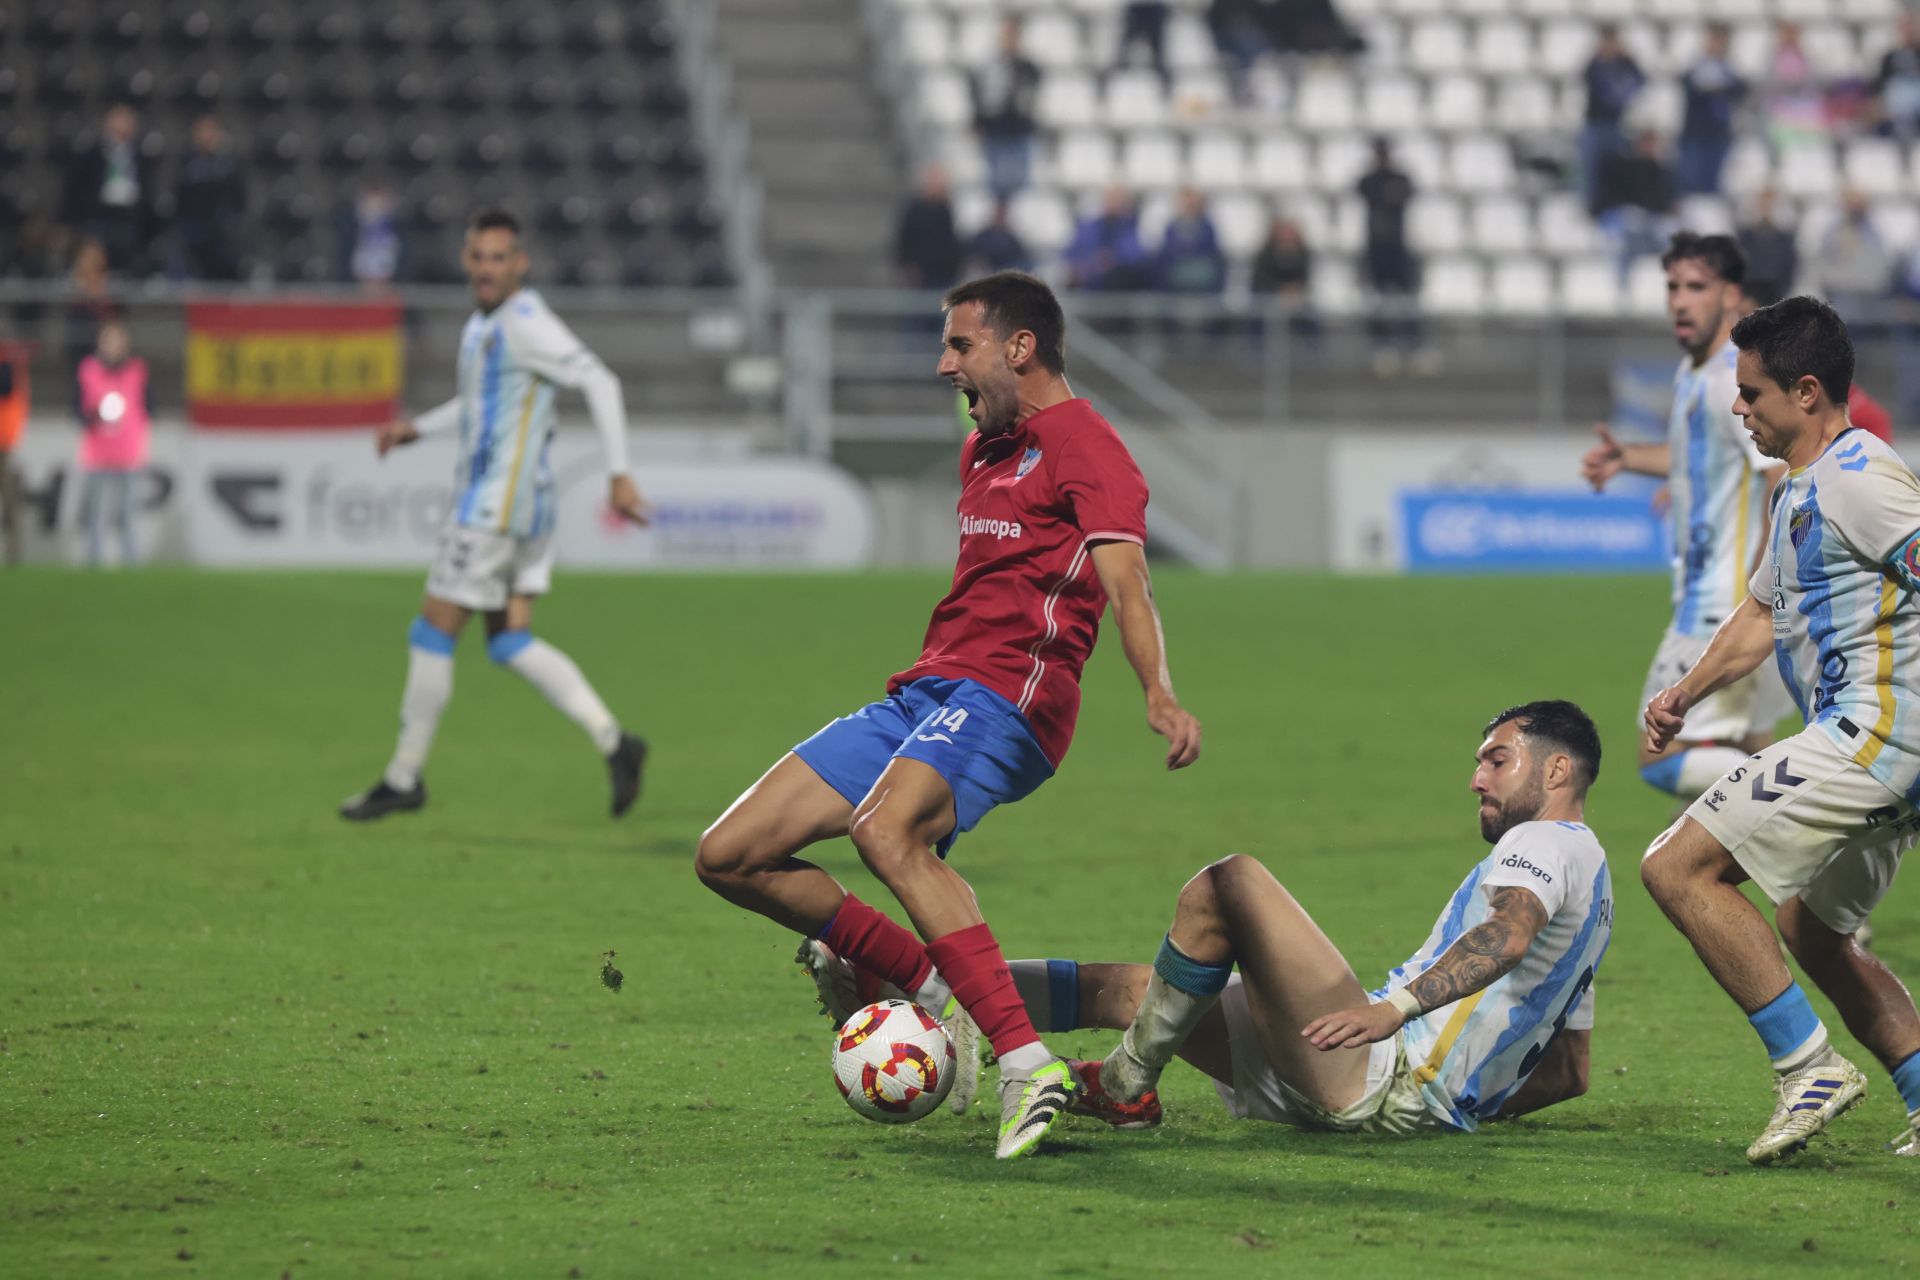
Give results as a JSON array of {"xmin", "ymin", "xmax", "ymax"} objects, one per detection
[
  {"xmin": 890, "ymin": 399, "xmax": 1149, "ymax": 767},
  {"xmin": 1849, "ymin": 384, "xmax": 1894, "ymax": 444}
]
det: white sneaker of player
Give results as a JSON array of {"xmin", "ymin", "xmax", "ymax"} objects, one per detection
[
  {"xmin": 1746, "ymin": 1047, "xmax": 1869, "ymax": 1165},
  {"xmin": 795, "ymin": 939, "xmax": 864, "ymax": 1026},
  {"xmin": 944, "ymin": 1002, "xmax": 982, "ymax": 1115},
  {"xmin": 995, "ymin": 1058, "xmax": 1078, "ymax": 1159},
  {"xmin": 1888, "ymin": 1108, "xmax": 1920, "ymax": 1156}
]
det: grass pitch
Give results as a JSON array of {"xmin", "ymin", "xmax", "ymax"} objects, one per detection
[{"xmin": 3, "ymin": 569, "xmax": 1916, "ymax": 1278}]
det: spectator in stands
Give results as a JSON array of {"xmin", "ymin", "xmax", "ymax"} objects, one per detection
[
  {"xmin": 1739, "ymin": 189, "xmax": 1800, "ymax": 303},
  {"xmin": 1357, "ymin": 138, "xmax": 1424, "ymax": 374},
  {"xmin": 1064, "ymin": 185, "xmax": 1152, "ymax": 291},
  {"xmin": 1678, "ymin": 24, "xmax": 1746, "ymax": 197},
  {"xmin": 962, "ymin": 201, "xmax": 1034, "ymax": 276},
  {"xmin": 1208, "ymin": 0, "xmax": 1272, "ymax": 106},
  {"xmin": 1579, "ymin": 25, "xmax": 1646, "ymax": 201},
  {"xmin": 1764, "ymin": 22, "xmax": 1826, "ymax": 150},
  {"xmin": 75, "ymin": 318, "xmax": 150, "ymax": 568},
  {"xmin": 1267, "ymin": 0, "xmax": 1363, "ymax": 57},
  {"xmin": 173, "ymin": 115, "xmax": 246, "ymax": 282},
  {"xmin": 1251, "ymin": 214, "xmax": 1318, "ymax": 341},
  {"xmin": 1811, "ymin": 188, "xmax": 1893, "ymax": 324},
  {"xmin": 1875, "ymin": 11, "xmax": 1920, "ymax": 140},
  {"xmin": 335, "ymin": 180, "xmax": 406, "ymax": 288},
  {"xmin": 60, "ymin": 103, "xmax": 156, "ymax": 276},
  {"xmin": 1113, "ymin": 2, "xmax": 1171, "ymax": 93},
  {"xmin": 1593, "ymin": 128, "xmax": 1676, "ymax": 282},
  {"xmin": 63, "ymin": 240, "xmax": 119, "ymax": 413},
  {"xmin": 893, "ymin": 164, "xmax": 962, "ymax": 290},
  {"xmin": 970, "ymin": 16, "xmax": 1042, "ymax": 203},
  {"xmin": 1156, "ymin": 188, "xmax": 1227, "ymax": 295}
]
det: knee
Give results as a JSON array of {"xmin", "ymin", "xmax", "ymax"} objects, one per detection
[
  {"xmin": 1183, "ymin": 853, "xmax": 1266, "ymax": 911},
  {"xmin": 1639, "ymin": 823, "xmax": 1695, "ymax": 904},
  {"xmin": 694, "ymin": 822, "xmax": 753, "ymax": 893},
  {"xmin": 487, "ymin": 630, "xmax": 532, "ymax": 666}
]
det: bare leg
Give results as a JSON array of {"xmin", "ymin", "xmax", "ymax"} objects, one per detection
[
  {"xmin": 1640, "ymin": 817, "xmax": 1792, "ymax": 1012},
  {"xmin": 846, "ymin": 759, "xmax": 974, "ymax": 938},
  {"xmin": 1779, "ymin": 897, "xmax": 1920, "ymax": 1072},
  {"xmin": 695, "ymin": 753, "xmax": 855, "ymax": 935}
]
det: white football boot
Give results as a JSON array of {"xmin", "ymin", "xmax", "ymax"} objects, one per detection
[
  {"xmin": 1888, "ymin": 1109, "xmax": 1920, "ymax": 1156},
  {"xmin": 1746, "ymin": 1047, "xmax": 1869, "ymax": 1164},
  {"xmin": 943, "ymin": 1001, "xmax": 982, "ymax": 1115},
  {"xmin": 796, "ymin": 939, "xmax": 867, "ymax": 1025},
  {"xmin": 995, "ymin": 1058, "xmax": 1078, "ymax": 1159}
]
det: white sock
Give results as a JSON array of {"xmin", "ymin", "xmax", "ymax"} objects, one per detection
[
  {"xmin": 912, "ymin": 968, "xmax": 953, "ymax": 1015},
  {"xmin": 998, "ymin": 1041, "xmax": 1053, "ymax": 1075},
  {"xmin": 1678, "ymin": 746, "xmax": 1748, "ymax": 796},
  {"xmin": 504, "ymin": 637, "xmax": 622, "ymax": 754},
  {"xmin": 1105, "ymin": 973, "xmax": 1218, "ymax": 1100},
  {"xmin": 384, "ymin": 642, "xmax": 454, "ymax": 790},
  {"xmin": 1773, "ymin": 1023, "xmax": 1830, "ymax": 1074}
]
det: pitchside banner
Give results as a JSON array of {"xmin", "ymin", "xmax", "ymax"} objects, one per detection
[
  {"xmin": 182, "ymin": 431, "xmax": 876, "ymax": 568},
  {"xmin": 1398, "ymin": 491, "xmax": 1670, "ymax": 572},
  {"xmin": 185, "ymin": 300, "xmax": 403, "ymax": 428}
]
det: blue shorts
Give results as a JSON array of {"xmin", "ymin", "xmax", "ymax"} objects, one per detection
[{"xmin": 793, "ymin": 677, "xmax": 1055, "ymax": 856}]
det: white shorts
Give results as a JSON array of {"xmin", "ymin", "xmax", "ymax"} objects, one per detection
[
  {"xmin": 425, "ymin": 525, "xmax": 555, "ymax": 612},
  {"xmin": 1210, "ymin": 977, "xmax": 1440, "ymax": 1134},
  {"xmin": 1686, "ymin": 723, "xmax": 1915, "ymax": 934},
  {"xmin": 1641, "ymin": 624, "xmax": 1796, "ymax": 744}
]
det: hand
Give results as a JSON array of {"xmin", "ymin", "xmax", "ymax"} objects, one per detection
[
  {"xmin": 1301, "ymin": 1001, "xmax": 1404, "ymax": 1051},
  {"xmin": 1644, "ymin": 684, "xmax": 1694, "ymax": 754},
  {"xmin": 1580, "ymin": 423, "xmax": 1624, "ymax": 491},
  {"xmin": 376, "ymin": 417, "xmax": 419, "ymax": 457},
  {"xmin": 608, "ymin": 473, "xmax": 652, "ymax": 526},
  {"xmin": 1148, "ymin": 695, "xmax": 1202, "ymax": 770}
]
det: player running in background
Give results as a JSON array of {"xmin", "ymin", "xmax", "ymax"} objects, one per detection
[
  {"xmin": 340, "ymin": 209, "xmax": 650, "ymax": 821},
  {"xmin": 1582, "ymin": 234, "xmax": 1791, "ymax": 804},
  {"xmin": 991, "ymin": 702, "xmax": 1610, "ymax": 1136},
  {"xmin": 695, "ymin": 271, "xmax": 1203, "ymax": 1159},
  {"xmin": 1642, "ymin": 297, "xmax": 1920, "ymax": 1163}
]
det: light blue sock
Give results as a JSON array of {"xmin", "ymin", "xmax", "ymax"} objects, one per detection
[
  {"xmin": 1893, "ymin": 1050, "xmax": 1920, "ymax": 1113},
  {"xmin": 1153, "ymin": 935, "xmax": 1233, "ymax": 997},
  {"xmin": 1748, "ymin": 984, "xmax": 1828, "ymax": 1071}
]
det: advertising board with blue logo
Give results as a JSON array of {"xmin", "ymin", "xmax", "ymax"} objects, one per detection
[{"xmin": 1398, "ymin": 490, "xmax": 1672, "ymax": 573}]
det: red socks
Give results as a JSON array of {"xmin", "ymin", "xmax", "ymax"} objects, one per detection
[
  {"xmin": 926, "ymin": 922, "xmax": 1040, "ymax": 1058},
  {"xmin": 821, "ymin": 894, "xmax": 933, "ymax": 994}
]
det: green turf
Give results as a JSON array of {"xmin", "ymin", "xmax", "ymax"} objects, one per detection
[{"xmin": 3, "ymin": 569, "xmax": 1916, "ymax": 1278}]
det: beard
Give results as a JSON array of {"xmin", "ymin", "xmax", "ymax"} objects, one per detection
[{"xmin": 1479, "ymin": 773, "xmax": 1547, "ymax": 843}]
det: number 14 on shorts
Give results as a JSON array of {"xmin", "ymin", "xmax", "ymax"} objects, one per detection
[{"xmin": 916, "ymin": 707, "xmax": 970, "ymax": 744}]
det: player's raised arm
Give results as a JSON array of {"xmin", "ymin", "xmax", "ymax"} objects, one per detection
[
  {"xmin": 1089, "ymin": 539, "xmax": 1201, "ymax": 770},
  {"xmin": 378, "ymin": 397, "xmax": 460, "ymax": 456},
  {"xmin": 1581, "ymin": 422, "xmax": 1671, "ymax": 490},
  {"xmin": 502, "ymin": 304, "xmax": 651, "ymax": 526},
  {"xmin": 1302, "ymin": 884, "xmax": 1549, "ymax": 1050},
  {"xmin": 1644, "ymin": 592, "xmax": 1775, "ymax": 752}
]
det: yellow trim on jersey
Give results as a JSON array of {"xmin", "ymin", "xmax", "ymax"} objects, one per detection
[
  {"xmin": 496, "ymin": 382, "xmax": 540, "ymax": 532},
  {"xmin": 1412, "ymin": 990, "xmax": 1487, "ymax": 1086},
  {"xmin": 1852, "ymin": 571, "xmax": 1901, "ymax": 770}
]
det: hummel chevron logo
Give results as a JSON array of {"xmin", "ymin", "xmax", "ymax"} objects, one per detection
[{"xmin": 1750, "ymin": 757, "xmax": 1809, "ymax": 803}]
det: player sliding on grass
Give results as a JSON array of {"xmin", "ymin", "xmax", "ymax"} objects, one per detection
[
  {"xmin": 1006, "ymin": 702, "xmax": 1612, "ymax": 1135},
  {"xmin": 695, "ymin": 271, "xmax": 1202, "ymax": 1159},
  {"xmin": 340, "ymin": 209, "xmax": 650, "ymax": 822},
  {"xmin": 1641, "ymin": 297, "xmax": 1920, "ymax": 1164}
]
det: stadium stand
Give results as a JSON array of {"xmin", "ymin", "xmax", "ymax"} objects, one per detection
[
  {"xmin": 882, "ymin": 0, "xmax": 1916, "ymax": 316},
  {"xmin": 0, "ymin": 0, "xmax": 732, "ymax": 288}
]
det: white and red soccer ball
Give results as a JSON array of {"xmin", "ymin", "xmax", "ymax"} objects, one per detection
[{"xmin": 831, "ymin": 999, "xmax": 955, "ymax": 1123}]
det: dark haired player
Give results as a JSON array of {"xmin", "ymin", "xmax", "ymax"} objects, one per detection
[
  {"xmin": 340, "ymin": 209, "xmax": 650, "ymax": 821},
  {"xmin": 1644, "ymin": 296, "xmax": 1920, "ymax": 1162},
  {"xmin": 1581, "ymin": 233, "xmax": 1790, "ymax": 804},
  {"xmin": 696, "ymin": 271, "xmax": 1203, "ymax": 1159},
  {"xmin": 1000, "ymin": 702, "xmax": 1612, "ymax": 1136}
]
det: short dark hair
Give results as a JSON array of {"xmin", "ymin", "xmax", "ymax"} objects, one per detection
[
  {"xmin": 941, "ymin": 272, "xmax": 1066, "ymax": 374},
  {"xmin": 468, "ymin": 207, "xmax": 521, "ymax": 236},
  {"xmin": 1660, "ymin": 231, "xmax": 1746, "ymax": 286},
  {"xmin": 1485, "ymin": 701, "xmax": 1602, "ymax": 791},
  {"xmin": 1730, "ymin": 295, "xmax": 1854, "ymax": 404}
]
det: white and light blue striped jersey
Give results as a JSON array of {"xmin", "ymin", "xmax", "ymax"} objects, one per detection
[
  {"xmin": 1755, "ymin": 428, "xmax": 1920, "ymax": 799},
  {"xmin": 1376, "ymin": 821, "xmax": 1613, "ymax": 1131},
  {"xmin": 415, "ymin": 289, "xmax": 630, "ymax": 539},
  {"xmin": 1668, "ymin": 343, "xmax": 1776, "ymax": 636}
]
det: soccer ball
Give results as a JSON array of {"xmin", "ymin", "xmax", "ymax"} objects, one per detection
[{"xmin": 831, "ymin": 999, "xmax": 955, "ymax": 1123}]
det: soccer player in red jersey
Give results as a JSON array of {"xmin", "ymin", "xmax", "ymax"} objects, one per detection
[
  {"xmin": 1848, "ymin": 384, "xmax": 1893, "ymax": 444},
  {"xmin": 696, "ymin": 272, "xmax": 1202, "ymax": 1158}
]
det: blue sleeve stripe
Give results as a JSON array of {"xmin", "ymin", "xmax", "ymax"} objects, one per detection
[
  {"xmin": 408, "ymin": 616, "xmax": 456, "ymax": 656},
  {"xmin": 487, "ymin": 630, "xmax": 534, "ymax": 665},
  {"xmin": 1045, "ymin": 959, "xmax": 1080, "ymax": 1033}
]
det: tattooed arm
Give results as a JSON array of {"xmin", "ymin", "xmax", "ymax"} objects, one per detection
[{"xmin": 1301, "ymin": 885, "xmax": 1550, "ymax": 1051}]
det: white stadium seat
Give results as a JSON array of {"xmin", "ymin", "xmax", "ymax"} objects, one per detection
[
  {"xmin": 1873, "ymin": 199, "xmax": 1920, "ymax": 253},
  {"xmin": 954, "ymin": 14, "xmax": 999, "ymax": 66},
  {"xmin": 1626, "ymin": 256, "xmax": 1669, "ymax": 316},
  {"xmin": 1447, "ymin": 135, "xmax": 1516, "ymax": 193},
  {"xmin": 1560, "ymin": 257, "xmax": 1625, "ymax": 316},
  {"xmin": 1213, "ymin": 192, "xmax": 1270, "ymax": 258},
  {"xmin": 1728, "ymin": 26, "xmax": 1772, "ymax": 80},
  {"xmin": 1537, "ymin": 194, "xmax": 1605, "ymax": 256},
  {"xmin": 1188, "ymin": 132, "xmax": 1250, "ymax": 189},
  {"xmin": 1429, "ymin": 74, "xmax": 1488, "ymax": 132},
  {"xmin": 1721, "ymin": 137, "xmax": 1774, "ymax": 198},
  {"xmin": 1423, "ymin": 256, "xmax": 1488, "ymax": 311},
  {"xmin": 1169, "ymin": 71, "xmax": 1230, "ymax": 121},
  {"xmin": 1363, "ymin": 75, "xmax": 1424, "ymax": 134},
  {"xmin": 1121, "ymin": 132, "xmax": 1183, "ymax": 189},
  {"xmin": 1251, "ymin": 135, "xmax": 1313, "ymax": 192},
  {"xmin": 1311, "ymin": 255, "xmax": 1364, "ymax": 316},
  {"xmin": 1009, "ymin": 188, "xmax": 1074, "ymax": 254},
  {"xmin": 1492, "ymin": 77, "xmax": 1559, "ymax": 133},
  {"xmin": 1844, "ymin": 137, "xmax": 1907, "ymax": 198},
  {"xmin": 1634, "ymin": 80, "xmax": 1684, "ymax": 136},
  {"xmin": 1675, "ymin": 195, "xmax": 1735, "ymax": 236},
  {"xmin": 1052, "ymin": 129, "xmax": 1118, "ymax": 189},
  {"xmin": 1035, "ymin": 71, "xmax": 1100, "ymax": 129},
  {"xmin": 918, "ymin": 70, "xmax": 972, "ymax": 128},
  {"xmin": 1358, "ymin": 18, "xmax": 1403, "ymax": 69},
  {"xmin": 1473, "ymin": 19, "xmax": 1534, "ymax": 77},
  {"xmin": 1295, "ymin": 70, "xmax": 1359, "ymax": 132},
  {"xmin": 1537, "ymin": 20, "xmax": 1594, "ymax": 77},
  {"xmin": 1315, "ymin": 134, "xmax": 1372, "ymax": 190},
  {"xmin": 1021, "ymin": 10, "xmax": 1085, "ymax": 70},
  {"xmin": 1326, "ymin": 197, "xmax": 1367, "ymax": 253},
  {"xmin": 902, "ymin": 13, "xmax": 951, "ymax": 65},
  {"xmin": 1774, "ymin": 143, "xmax": 1843, "ymax": 202},
  {"xmin": 1165, "ymin": 13, "xmax": 1218, "ymax": 73},
  {"xmin": 1104, "ymin": 68, "xmax": 1171, "ymax": 129},
  {"xmin": 1407, "ymin": 194, "xmax": 1468, "ymax": 254},
  {"xmin": 1390, "ymin": 133, "xmax": 1448, "ymax": 191},
  {"xmin": 952, "ymin": 185, "xmax": 995, "ymax": 235},
  {"xmin": 1406, "ymin": 19, "xmax": 1471, "ymax": 76},
  {"xmin": 1471, "ymin": 195, "xmax": 1535, "ymax": 254},
  {"xmin": 1490, "ymin": 257, "xmax": 1554, "ymax": 315}
]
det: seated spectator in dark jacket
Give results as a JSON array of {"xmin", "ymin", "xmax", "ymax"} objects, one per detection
[
  {"xmin": 1252, "ymin": 214, "xmax": 1317, "ymax": 338},
  {"xmin": 893, "ymin": 164, "xmax": 962, "ymax": 289},
  {"xmin": 61, "ymin": 103, "xmax": 156, "ymax": 276},
  {"xmin": 173, "ymin": 115, "xmax": 247, "ymax": 281},
  {"xmin": 1738, "ymin": 188, "xmax": 1799, "ymax": 302},
  {"xmin": 1594, "ymin": 129, "xmax": 1676, "ymax": 279},
  {"xmin": 962, "ymin": 201, "xmax": 1033, "ymax": 276},
  {"xmin": 1878, "ymin": 11, "xmax": 1920, "ymax": 140},
  {"xmin": 1156, "ymin": 188, "xmax": 1227, "ymax": 294},
  {"xmin": 1065, "ymin": 186, "xmax": 1153, "ymax": 291}
]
